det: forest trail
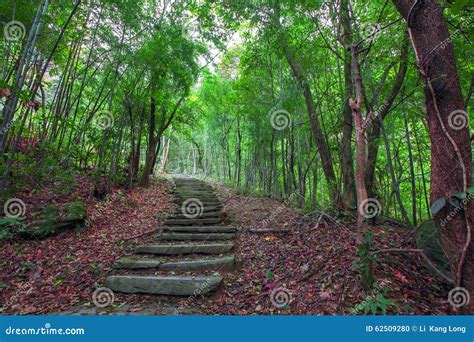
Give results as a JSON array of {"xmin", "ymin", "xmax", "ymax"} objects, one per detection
[
  {"xmin": 106, "ymin": 176, "xmax": 237, "ymax": 302},
  {"xmin": 1, "ymin": 174, "xmax": 453, "ymax": 315}
]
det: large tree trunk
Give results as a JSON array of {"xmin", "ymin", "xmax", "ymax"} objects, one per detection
[{"xmin": 393, "ymin": 0, "xmax": 473, "ymax": 313}]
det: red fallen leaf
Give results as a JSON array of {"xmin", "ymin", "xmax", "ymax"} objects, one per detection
[
  {"xmin": 22, "ymin": 306, "xmax": 38, "ymax": 313},
  {"xmin": 35, "ymin": 251, "xmax": 44, "ymax": 261},
  {"xmin": 394, "ymin": 271, "xmax": 409, "ymax": 284},
  {"xmin": 0, "ymin": 87, "xmax": 11, "ymax": 98},
  {"xmin": 319, "ymin": 292, "xmax": 331, "ymax": 300}
]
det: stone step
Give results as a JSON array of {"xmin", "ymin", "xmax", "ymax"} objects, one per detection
[
  {"xmin": 164, "ymin": 217, "xmax": 223, "ymax": 226},
  {"xmin": 174, "ymin": 189, "xmax": 214, "ymax": 193},
  {"xmin": 174, "ymin": 196, "xmax": 220, "ymax": 201},
  {"xmin": 175, "ymin": 182, "xmax": 210, "ymax": 187},
  {"xmin": 114, "ymin": 256, "xmax": 235, "ymax": 271},
  {"xmin": 175, "ymin": 203, "xmax": 223, "ymax": 214},
  {"xmin": 115, "ymin": 257, "xmax": 162, "ymax": 269},
  {"xmin": 173, "ymin": 203, "xmax": 222, "ymax": 210},
  {"xmin": 159, "ymin": 232, "xmax": 235, "ymax": 241},
  {"xmin": 175, "ymin": 199, "xmax": 219, "ymax": 206},
  {"xmin": 174, "ymin": 185, "xmax": 213, "ymax": 191},
  {"xmin": 170, "ymin": 211, "xmax": 225, "ymax": 220},
  {"xmin": 174, "ymin": 195, "xmax": 219, "ymax": 201},
  {"xmin": 160, "ymin": 256, "xmax": 235, "ymax": 272},
  {"xmin": 106, "ymin": 275, "xmax": 222, "ymax": 296},
  {"xmin": 163, "ymin": 225, "xmax": 236, "ymax": 233},
  {"xmin": 175, "ymin": 186, "xmax": 212, "ymax": 190},
  {"xmin": 134, "ymin": 243, "xmax": 234, "ymax": 255},
  {"xmin": 174, "ymin": 206, "xmax": 223, "ymax": 214},
  {"xmin": 174, "ymin": 197, "xmax": 222, "ymax": 204}
]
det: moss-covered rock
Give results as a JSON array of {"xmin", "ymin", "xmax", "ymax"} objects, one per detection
[
  {"xmin": 19, "ymin": 201, "xmax": 87, "ymax": 239},
  {"xmin": 416, "ymin": 220, "xmax": 451, "ymax": 280},
  {"xmin": 0, "ymin": 217, "xmax": 25, "ymax": 241},
  {"xmin": 63, "ymin": 201, "xmax": 86, "ymax": 221}
]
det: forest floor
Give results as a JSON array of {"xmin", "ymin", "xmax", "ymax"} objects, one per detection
[{"xmin": 0, "ymin": 175, "xmax": 454, "ymax": 315}]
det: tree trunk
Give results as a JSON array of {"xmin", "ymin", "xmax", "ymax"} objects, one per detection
[
  {"xmin": 341, "ymin": 51, "xmax": 357, "ymax": 210},
  {"xmin": 141, "ymin": 94, "xmax": 158, "ymax": 187},
  {"xmin": 392, "ymin": 0, "xmax": 473, "ymax": 313}
]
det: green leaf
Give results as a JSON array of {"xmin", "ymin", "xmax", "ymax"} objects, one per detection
[
  {"xmin": 430, "ymin": 198, "xmax": 446, "ymax": 215},
  {"xmin": 451, "ymin": 0, "xmax": 470, "ymax": 14},
  {"xmin": 452, "ymin": 192, "xmax": 466, "ymax": 200}
]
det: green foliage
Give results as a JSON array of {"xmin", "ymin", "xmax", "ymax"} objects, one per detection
[
  {"xmin": 352, "ymin": 231, "xmax": 376, "ymax": 290},
  {"xmin": 349, "ymin": 293, "xmax": 398, "ymax": 315},
  {"xmin": 0, "ymin": 217, "xmax": 25, "ymax": 241},
  {"xmin": 0, "ymin": 0, "xmax": 472, "ymax": 232}
]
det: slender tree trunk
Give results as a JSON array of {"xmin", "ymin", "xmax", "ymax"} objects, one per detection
[
  {"xmin": 341, "ymin": 49, "xmax": 357, "ymax": 210},
  {"xmin": 403, "ymin": 111, "xmax": 417, "ymax": 225}
]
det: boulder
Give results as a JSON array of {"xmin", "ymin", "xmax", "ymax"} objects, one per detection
[
  {"xmin": 416, "ymin": 220, "xmax": 451, "ymax": 279},
  {"xmin": 0, "ymin": 217, "xmax": 25, "ymax": 241},
  {"xmin": 19, "ymin": 200, "xmax": 87, "ymax": 239}
]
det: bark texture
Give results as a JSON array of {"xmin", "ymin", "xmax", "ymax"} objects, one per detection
[{"xmin": 392, "ymin": 0, "xmax": 473, "ymax": 313}]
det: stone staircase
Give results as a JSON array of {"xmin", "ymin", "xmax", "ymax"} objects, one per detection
[{"xmin": 106, "ymin": 176, "xmax": 236, "ymax": 297}]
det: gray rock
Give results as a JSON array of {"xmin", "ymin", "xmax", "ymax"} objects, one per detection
[
  {"xmin": 106, "ymin": 275, "xmax": 223, "ymax": 295},
  {"xmin": 134, "ymin": 243, "xmax": 234, "ymax": 255},
  {"xmin": 164, "ymin": 226, "xmax": 236, "ymax": 233},
  {"xmin": 174, "ymin": 205, "xmax": 222, "ymax": 214},
  {"xmin": 159, "ymin": 256, "xmax": 235, "ymax": 272},
  {"xmin": 416, "ymin": 219, "xmax": 451, "ymax": 279},
  {"xmin": 164, "ymin": 218, "xmax": 223, "ymax": 226},
  {"xmin": 160, "ymin": 232, "xmax": 235, "ymax": 241},
  {"xmin": 171, "ymin": 211, "xmax": 225, "ymax": 220},
  {"xmin": 115, "ymin": 257, "xmax": 161, "ymax": 269}
]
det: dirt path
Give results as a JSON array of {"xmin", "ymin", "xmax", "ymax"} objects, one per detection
[{"xmin": 1, "ymin": 176, "xmax": 454, "ymax": 315}]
